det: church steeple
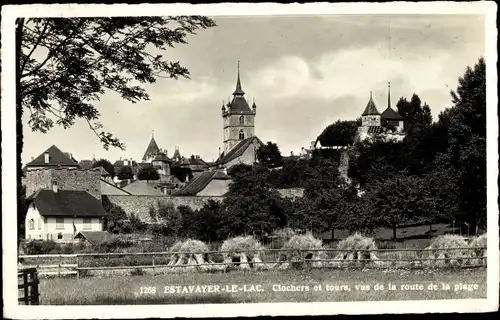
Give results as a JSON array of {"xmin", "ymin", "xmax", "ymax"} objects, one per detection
[
  {"xmin": 387, "ymin": 82, "xmax": 391, "ymax": 110},
  {"xmin": 233, "ymin": 61, "xmax": 245, "ymax": 96}
]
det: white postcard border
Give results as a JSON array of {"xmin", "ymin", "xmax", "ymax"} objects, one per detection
[{"xmin": 2, "ymin": 2, "xmax": 498, "ymax": 319}]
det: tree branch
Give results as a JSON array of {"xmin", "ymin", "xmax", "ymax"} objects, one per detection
[
  {"xmin": 21, "ymin": 20, "xmax": 50, "ymax": 74},
  {"xmin": 21, "ymin": 19, "xmax": 86, "ymax": 78}
]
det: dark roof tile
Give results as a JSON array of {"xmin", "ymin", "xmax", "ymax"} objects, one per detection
[
  {"xmin": 173, "ymin": 170, "xmax": 230, "ymax": 196},
  {"xmin": 142, "ymin": 136, "xmax": 160, "ymax": 161},
  {"xmin": 28, "ymin": 189, "xmax": 107, "ymax": 217},
  {"xmin": 362, "ymin": 93, "xmax": 380, "ymax": 116},
  {"xmin": 26, "ymin": 145, "xmax": 79, "ymax": 168},
  {"xmin": 218, "ymin": 136, "xmax": 264, "ymax": 164},
  {"xmin": 75, "ymin": 231, "xmax": 114, "ymax": 245},
  {"xmin": 381, "ymin": 107, "xmax": 404, "ymax": 120}
]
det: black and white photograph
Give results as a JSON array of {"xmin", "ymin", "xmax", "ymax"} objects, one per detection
[{"xmin": 2, "ymin": 2, "xmax": 498, "ymax": 318}]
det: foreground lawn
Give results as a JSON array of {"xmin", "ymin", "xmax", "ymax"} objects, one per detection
[{"xmin": 39, "ymin": 268, "xmax": 486, "ymax": 305}]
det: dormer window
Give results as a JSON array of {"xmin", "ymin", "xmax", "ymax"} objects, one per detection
[
  {"xmin": 239, "ymin": 130, "xmax": 245, "ymax": 140},
  {"xmin": 239, "ymin": 116, "xmax": 244, "ymax": 125}
]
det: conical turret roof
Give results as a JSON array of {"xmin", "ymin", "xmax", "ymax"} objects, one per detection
[
  {"xmin": 227, "ymin": 61, "xmax": 254, "ymax": 114},
  {"xmin": 362, "ymin": 91, "xmax": 380, "ymax": 116},
  {"xmin": 142, "ymin": 134, "xmax": 160, "ymax": 161},
  {"xmin": 381, "ymin": 82, "xmax": 403, "ymax": 120}
]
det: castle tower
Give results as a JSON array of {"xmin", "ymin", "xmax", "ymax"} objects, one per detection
[
  {"xmin": 142, "ymin": 131, "xmax": 160, "ymax": 163},
  {"xmin": 361, "ymin": 91, "xmax": 381, "ymax": 127},
  {"xmin": 380, "ymin": 82, "xmax": 404, "ymax": 132},
  {"xmin": 222, "ymin": 61, "xmax": 256, "ymax": 154}
]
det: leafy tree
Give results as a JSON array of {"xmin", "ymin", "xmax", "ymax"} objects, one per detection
[
  {"xmin": 103, "ymin": 204, "xmax": 128, "ymax": 234},
  {"xmin": 190, "ymin": 200, "xmax": 224, "ymax": 242},
  {"xmin": 16, "ymin": 17, "xmax": 216, "ymax": 241},
  {"xmin": 117, "ymin": 165, "xmax": 134, "ymax": 180},
  {"xmin": 91, "ymin": 159, "xmax": 115, "ymax": 178},
  {"xmin": 17, "ymin": 17, "xmax": 216, "ymax": 151},
  {"xmin": 257, "ymin": 142, "xmax": 283, "ymax": 169},
  {"xmin": 396, "ymin": 94, "xmax": 433, "ymax": 134},
  {"xmin": 445, "ymin": 57, "xmax": 486, "ymax": 235},
  {"xmin": 170, "ymin": 166, "xmax": 193, "ymax": 183},
  {"xmin": 137, "ymin": 166, "xmax": 160, "ymax": 180},
  {"xmin": 317, "ymin": 120, "xmax": 359, "ymax": 147},
  {"xmin": 227, "ymin": 163, "xmax": 253, "ymax": 178},
  {"xmin": 156, "ymin": 201, "xmax": 183, "ymax": 238}
]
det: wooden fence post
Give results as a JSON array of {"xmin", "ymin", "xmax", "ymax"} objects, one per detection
[
  {"xmin": 23, "ymin": 272, "xmax": 28, "ymax": 303},
  {"xmin": 76, "ymin": 255, "xmax": 80, "ymax": 279},
  {"xmin": 152, "ymin": 255, "xmax": 155, "ymax": 277}
]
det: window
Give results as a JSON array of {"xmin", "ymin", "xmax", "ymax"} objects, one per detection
[
  {"xmin": 57, "ymin": 233, "xmax": 63, "ymax": 240},
  {"xmin": 38, "ymin": 218, "xmax": 42, "ymax": 230},
  {"xmin": 83, "ymin": 217, "xmax": 92, "ymax": 230},
  {"xmin": 56, "ymin": 217, "xmax": 64, "ymax": 230},
  {"xmin": 239, "ymin": 115, "xmax": 244, "ymax": 125},
  {"xmin": 28, "ymin": 219, "xmax": 35, "ymax": 230},
  {"xmin": 239, "ymin": 130, "xmax": 245, "ymax": 140}
]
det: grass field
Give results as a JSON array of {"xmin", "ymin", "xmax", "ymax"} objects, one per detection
[{"xmin": 38, "ymin": 268, "xmax": 486, "ymax": 305}]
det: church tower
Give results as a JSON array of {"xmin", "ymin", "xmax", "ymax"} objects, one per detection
[{"xmin": 221, "ymin": 62, "xmax": 257, "ymax": 154}]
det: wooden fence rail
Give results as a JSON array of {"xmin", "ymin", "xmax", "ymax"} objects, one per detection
[
  {"xmin": 18, "ymin": 267, "xmax": 39, "ymax": 305},
  {"xmin": 18, "ymin": 246, "xmax": 487, "ymax": 278}
]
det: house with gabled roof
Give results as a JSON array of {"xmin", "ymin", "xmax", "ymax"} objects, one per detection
[
  {"xmin": 217, "ymin": 62, "xmax": 264, "ymax": 169},
  {"xmin": 23, "ymin": 145, "xmax": 80, "ymax": 173},
  {"xmin": 25, "ymin": 183, "xmax": 107, "ymax": 242},
  {"xmin": 173, "ymin": 169, "xmax": 232, "ymax": 197}
]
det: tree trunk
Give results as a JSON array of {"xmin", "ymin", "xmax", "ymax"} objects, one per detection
[
  {"xmin": 16, "ymin": 18, "xmax": 25, "ymax": 251},
  {"xmin": 392, "ymin": 226, "xmax": 397, "ymax": 240},
  {"xmin": 331, "ymin": 229, "xmax": 335, "ymax": 241}
]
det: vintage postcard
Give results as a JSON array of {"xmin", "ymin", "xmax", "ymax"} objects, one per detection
[{"xmin": 2, "ymin": 2, "xmax": 498, "ymax": 319}]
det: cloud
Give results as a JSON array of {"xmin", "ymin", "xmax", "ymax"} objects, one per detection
[
  {"xmin": 248, "ymin": 43, "xmax": 454, "ymax": 104},
  {"xmin": 148, "ymin": 76, "xmax": 219, "ymax": 104}
]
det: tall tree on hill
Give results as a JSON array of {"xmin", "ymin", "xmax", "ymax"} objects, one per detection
[
  {"xmin": 396, "ymin": 94, "xmax": 433, "ymax": 134},
  {"xmin": 257, "ymin": 142, "xmax": 283, "ymax": 169},
  {"xmin": 91, "ymin": 159, "xmax": 115, "ymax": 178},
  {"xmin": 317, "ymin": 120, "xmax": 359, "ymax": 147},
  {"xmin": 445, "ymin": 57, "xmax": 486, "ymax": 235}
]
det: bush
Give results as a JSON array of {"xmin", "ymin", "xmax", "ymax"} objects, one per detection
[{"xmin": 23, "ymin": 240, "xmax": 59, "ymax": 255}]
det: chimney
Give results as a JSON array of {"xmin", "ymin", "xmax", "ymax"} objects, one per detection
[
  {"xmin": 31, "ymin": 157, "xmax": 34, "ymax": 161},
  {"xmin": 310, "ymin": 141, "xmax": 315, "ymax": 150},
  {"xmin": 290, "ymin": 151, "xmax": 294, "ymax": 157},
  {"xmin": 52, "ymin": 180, "xmax": 58, "ymax": 193},
  {"xmin": 44, "ymin": 152, "xmax": 50, "ymax": 164},
  {"xmin": 124, "ymin": 159, "xmax": 128, "ymax": 166}
]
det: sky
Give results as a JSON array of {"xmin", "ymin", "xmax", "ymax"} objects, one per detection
[{"xmin": 21, "ymin": 14, "xmax": 485, "ymax": 165}]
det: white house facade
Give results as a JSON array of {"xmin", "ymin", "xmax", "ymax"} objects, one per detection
[{"xmin": 25, "ymin": 188, "xmax": 107, "ymax": 242}]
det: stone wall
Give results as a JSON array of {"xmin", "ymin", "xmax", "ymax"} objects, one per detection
[
  {"xmin": 105, "ymin": 195, "xmax": 224, "ymax": 223},
  {"xmin": 24, "ymin": 168, "xmax": 102, "ymax": 200},
  {"xmin": 276, "ymin": 188, "xmax": 305, "ymax": 201}
]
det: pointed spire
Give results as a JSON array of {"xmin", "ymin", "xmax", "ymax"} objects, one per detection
[
  {"xmin": 252, "ymin": 97, "xmax": 257, "ymax": 110},
  {"xmin": 387, "ymin": 82, "xmax": 392, "ymax": 110},
  {"xmin": 221, "ymin": 100, "xmax": 225, "ymax": 111},
  {"xmin": 233, "ymin": 61, "xmax": 245, "ymax": 96},
  {"xmin": 152, "ymin": 129, "xmax": 154, "ymax": 139}
]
